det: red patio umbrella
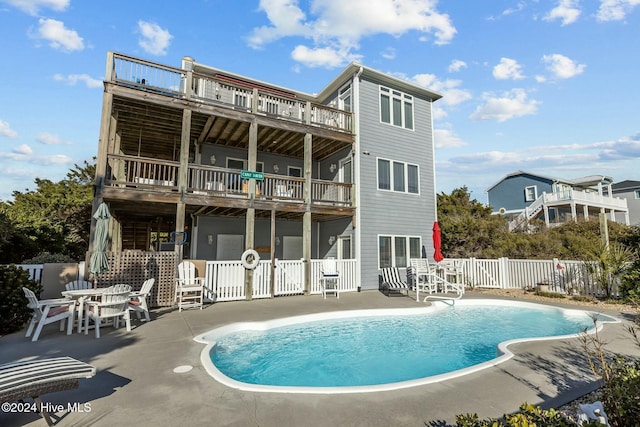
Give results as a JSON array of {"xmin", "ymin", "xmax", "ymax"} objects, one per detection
[{"xmin": 432, "ymin": 221, "xmax": 444, "ymax": 262}]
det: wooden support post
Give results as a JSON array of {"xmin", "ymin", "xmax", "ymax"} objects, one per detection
[
  {"xmin": 270, "ymin": 209, "xmax": 276, "ymax": 297},
  {"xmin": 175, "ymin": 109, "xmax": 191, "ymax": 260},
  {"xmin": 244, "ymin": 119, "xmax": 258, "ymax": 300},
  {"xmin": 303, "ymin": 132, "xmax": 312, "ymax": 294}
]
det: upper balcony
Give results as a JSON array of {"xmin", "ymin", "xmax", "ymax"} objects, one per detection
[{"xmin": 107, "ymin": 52, "xmax": 353, "ymax": 135}]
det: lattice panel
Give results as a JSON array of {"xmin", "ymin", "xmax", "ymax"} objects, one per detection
[{"xmin": 92, "ymin": 251, "xmax": 178, "ymax": 307}]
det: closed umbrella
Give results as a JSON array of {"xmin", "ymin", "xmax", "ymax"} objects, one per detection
[
  {"xmin": 90, "ymin": 202, "xmax": 111, "ymax": 276},
  {"xmin": 432, "ymin": 221, "xmax": 444, "ymax": 262}
]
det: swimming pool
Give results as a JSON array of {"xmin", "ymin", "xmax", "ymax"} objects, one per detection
[{"xmin": 194, "ymin": 299, "xmax": 618, "ymax": 394}]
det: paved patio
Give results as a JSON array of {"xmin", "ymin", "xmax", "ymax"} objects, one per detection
[{"xmin": 1, "ymin": 290, "xmax": 638, "ymax": 427}]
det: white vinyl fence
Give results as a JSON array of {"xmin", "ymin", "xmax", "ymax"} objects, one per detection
[
  {"xmin": 447, "ymin": 257, "xmax": 613, "ymax": 296},
  {"xmin": 205, "ymin": 259, "xmax": 358, "ymax": 302}
]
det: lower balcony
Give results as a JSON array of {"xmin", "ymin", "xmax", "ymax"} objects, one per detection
[{"xmin": 104, "ymin": 154, "xmax": 352, "ymax": 208}]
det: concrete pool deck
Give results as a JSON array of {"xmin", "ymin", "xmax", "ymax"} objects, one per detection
[{"xmin": 1, "ymin": 290, "xmax": 638, "ymax": 427}]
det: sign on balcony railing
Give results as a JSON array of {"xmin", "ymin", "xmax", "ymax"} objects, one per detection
[{"xmin": 241, "ymin": 170, "xmax": 264, "ymax": 180}]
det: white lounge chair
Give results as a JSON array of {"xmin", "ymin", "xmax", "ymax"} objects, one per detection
[
  {"xmin": 175, "ymin": 261, "xmax": 204, "ymax": 311},
  {"xmin": 380, "ymin": 268, "xmax": 409, "ymax": 297},
  {"xmin": 84, "ymin": 288, "xmax": 131, "ymax": 338},
  {"xmin": 129, "ymin": 278, "xmax": 155, "ymax": 321},
  {"xmin": 0, "ymin": 357, "xmax": 96, "ymax": 426},
  {"xmin": 321, "ymin": 258, "xmax": 340, "ymax": 299},
  {"xmin": 22, "ymin": 288, "xmax": 75, "ymax": 342}
]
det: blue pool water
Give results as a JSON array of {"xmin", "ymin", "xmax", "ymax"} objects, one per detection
[{"xmin": 195, "ymin": 300, "xmax": 617, "ymax": 393}]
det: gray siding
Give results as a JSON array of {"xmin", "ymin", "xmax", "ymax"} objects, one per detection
[
  {"xmin": 613, "ymin": 188, "xmax": 640, "ymax": 225},
  {"xmin": 357, "ymin": 78, "xmax": 437, "ymax": 289},
  {"xmin": 487, "ymin": 174, "xmax": 554, "ymax": 212}
]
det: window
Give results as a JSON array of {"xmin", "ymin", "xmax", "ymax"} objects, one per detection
[
  {"xmin": 288, "ymin": 166, "xmax": 302, "ymax": 177},
  {"xmin": 379, "ymin": 86, "xmax": 414, "ymax": 130},
  {"xmin": 226, "ymin": 158, "xmax": 264, "ymax": 172},
  {"xmin": 377, "ymin": 159, "xmax": 391, "ymax": 190},
  {"xmin": 635, "ymin": 190, "xmax": 640, "ymax": 199},
  {"xmin": 378, "ymin": 235, "xmax": 422, "ymax": 268},
  {"xmin": 338, "ymin": 235, "xmax": 351, "ymax": 259},
  {"xmin": 524, "ymin": 185, "xmax": 537, "ymax": 202},
  {"xmin": 377, "ymin": 158, "xmax": 419, "ymax": 194},
  {"xmin": 338, "ymin": 85, "xmax": 352, "ymax": 113}
]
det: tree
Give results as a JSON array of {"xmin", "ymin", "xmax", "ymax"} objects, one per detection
[
  {"xmin": 0, "ymin": 160, "xmax": 95, "ymax": 263},
  {"xmin": 436, "ymin": 187, "xmax": 509, "ymax": 258}
]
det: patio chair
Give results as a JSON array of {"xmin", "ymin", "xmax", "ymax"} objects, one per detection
[
  {"xmin": 0, "ymin": 357, "xmax": 96, "ymax": 426},
  {"xmin": 22, "ymin": 288, "xmax": 75, "ymax": 342},
  {"xmin": 84, "ymin": 288, "xmax": 131, "ymax": 338},
  {"xmin": 320, "ymin": 257, "xmax": 340, "ymax": 299},
  {"xmin": 129, "ymin": 278, "xmax": 155, "ymax": 321},
  {"xmin": 175, "ymin": 261, "xmax": 204, "ymax": 311},
  {"xmin": 64, "ymin": 280, "xmax": 93, "ymax": 291},
  {"xmin": 380, "ymin": 267, "xmax": 409, "ymax": 297}
]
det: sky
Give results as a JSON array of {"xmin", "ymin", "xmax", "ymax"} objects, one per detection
[{"xmin": 0, "ymin": 0, "xmax": 639, "ymax": 204}]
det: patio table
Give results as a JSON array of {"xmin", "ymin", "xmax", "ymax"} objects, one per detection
[{"xmin": 62, "ymin": 288, "xmax": 110, "ymax": 333}]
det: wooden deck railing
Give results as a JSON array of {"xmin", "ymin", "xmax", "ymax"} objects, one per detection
[
  {"xmin": 106, "ymin": 154, "xmax": 179, "ymax": 190},
  {"xmin": 108, "ymin": 52, "xmax": 352, "ymax": 133},
  {"xmin": 105, "ymin": 154, "xmax": 352, "ymax": 206}
]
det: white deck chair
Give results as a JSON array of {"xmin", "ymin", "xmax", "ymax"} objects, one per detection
[
  {"xmin": 84, "ymin": 288, "xmax": 131, "ymax": 338},
  {"xmin": 175, "ymin": 261, "xmax": 204, "ymax": 311},
  {"xmin": 321, "ymin": 258, "xmax": 340, "ymax": 298},
  {"xmin": 64, "ymin": 280, "xmax": 93, "ymax": 291},
  {"xmin": 380, "ymin": 268, "xmax": 409, "ymax": 297},
  {"xmin": 129, "ymin": 278, "xmax": 155, "ymax": 321},
  {"xmin": 410, "ymin": 259, "xmax": 438, "ymax": 294},
  {"xmin": 22, "ymin": 288, "xmax": 75, "ymax": 342}
]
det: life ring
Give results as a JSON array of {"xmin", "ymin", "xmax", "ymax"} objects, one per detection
[{"xmin": 241, "ymin": 249, "xmax": 260, "ymax": 270}]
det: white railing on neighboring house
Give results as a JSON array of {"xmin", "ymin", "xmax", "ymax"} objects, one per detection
[
  {"xmin": 204, "ymin": 258, "xmax": 358, "ymax": 302},
  {"xmin": 13, "ymin": 264, "xmax": 44, "ymax": 283}
]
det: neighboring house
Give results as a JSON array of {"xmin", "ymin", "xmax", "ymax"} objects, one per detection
[
  {"xmin": 612, "ymin": 180, "xmax": 640, "ymax": 225},
  {"xmin": 89, "ymin": 51, "xmax": 442, "ymax": 292},
  {"xmin": 486, "ymin": 171, "xmax": 629, "ymax": 230}
]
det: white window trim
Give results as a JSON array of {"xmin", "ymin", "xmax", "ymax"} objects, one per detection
[
  {"xmin": 524, "ymin": 185, "xmax": 538, "ymax": 202},
  {"xmin": 379, "ymin": 85, "xmax": 414, "ymax": 130},
  {"xmin": 634, "ymin": 190, "xmax": 640, "ymax": 199},
  {"xmin": 377, "ymin": 234, "xmax": 422, "ymax": 269},
  {"xmin": 337, "ymin": 235, "xmax": 352, "ymax": 259},
  {"xmin": 376, "ymin": 157, "xmax": 420, "ymax": 194}
]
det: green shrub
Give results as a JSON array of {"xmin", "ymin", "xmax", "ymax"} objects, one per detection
[
  {"xmin": 598, "ymin": 357, "xmax": 640, "ymax": 426},
  {"xmin": 0, "ymin": 265, "xmax": 42, "ymax": 335},
  {"xmin": 455, "ymin": 403, "xmax": 576, "ymax": 426},
  {"xmin": 22, "ymin": 251, "xmax": 76, "ymax": 264}
]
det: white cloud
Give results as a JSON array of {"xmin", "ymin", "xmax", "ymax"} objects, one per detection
[
  {"xmin": 2, "ymin": 0, "xmax": 68, "ymax": 15},
  {"xmin": 381, "ymin": 47, "xmax": 396, "ymax": 60},
  {"xmin": 249, "ymin": 0, "xmax": 456, "ymax": 68},
  {"xmin": 35, "ymin": 154, "xmax": 73, "ymax": 165},
  {"xmin": 291, "ymin": 45, "xmax": 361, "ymax": 68},
  {"xmin": 543, "ymin": 0, "xmax": 581, "ymax": 25},
  {"xmin": 493, "ymin": 58, "xmax": 525, "ymax": 80},
  {"xmin": 33, "ymin": 18, "xmax": 84, "ymax": 52},
  {"xmin": 541, "ymin": 53, "xmax": 585, "ymax": 79},
  {"xmin": 53, "ymin": 73, "xmax": 102, "ymax": 88},
  {"xmin": 448, "ymin": 59, "xmax": 467, "ymax": 73},
  {"xmin": 137, "ymin": 21, "xmax": 173, "ymax": 56},
  {"xmin": 36, "ymin": 132, "xmax": 72, "ymax": 145},
  {"xmin": 13, "ymin": 144, "xmax": 32, "ymax": 155},
  {"xmin": 501, "ymin": 1, "xmax": 527, "ymax": 16},
  {"xmin": 597, "ymin": 0, "xmax": 640, "ymax": 21},
  {"xmin": 469, "ymin": 89, "xmax": 540, "ymax": 122},
  {"xmin": 409, "ymin": 74, "xmax": 472, "ymax": 106},
  {"xmin": 434, "ymin": 128, "xmax": 467, "ymax": 149},
  {"xmin": 0, "ymin": 120, "xmax": 18, "ymax": 138}
]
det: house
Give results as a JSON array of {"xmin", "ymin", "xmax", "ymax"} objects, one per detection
[
  {"xmin": 89, "ymin": 51, "xmax": 442, "ymax": 295},
  {"xmin": 611, "ymin": 180, "xmax": 640, "ymax": 225},
  {"xmin": 486, "ymin": 171, "xmax": 629, "ymax": 230}
]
